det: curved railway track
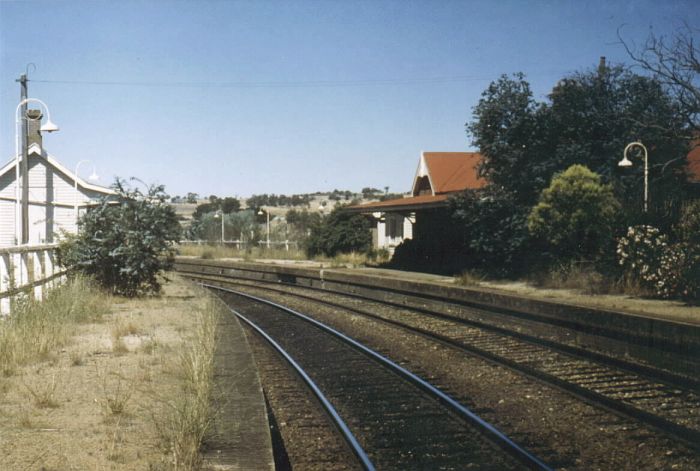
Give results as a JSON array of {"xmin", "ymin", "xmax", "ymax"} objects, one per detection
[
  {"xmin": 209, "ymin": 283, "xmax": 550, "ymax": 470},
  {"xmin": 180, "ymin": 267, "xmax": 700, "ymax": 456}
]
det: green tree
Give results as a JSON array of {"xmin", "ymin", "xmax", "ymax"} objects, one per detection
[
  {"xmin": 450, "ymin": 187, "xmax": 532, "ymax": 277},
  {"xmin": 59, "ymin": 179, "xmax": 181, "ymax": 297},
  {"xmin": 546, "ymin": 65, "xmax": 689, "ymax": 225},
  {"xmin": 220, "ymin": 197, "xmax": 241, "ymax": 213},
  {"xmin": 467, "ymin": 73, "xmax": 550, "ymax": 204},
  {"xmin": 306, "ymin": 205, "xmax": 371, "ymax": 257},
  {"xmin": 528, "ymin": 165, "xmax": 620, "ymax": 262}
]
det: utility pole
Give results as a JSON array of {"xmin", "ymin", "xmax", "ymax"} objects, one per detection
[{"xmin": 16, "ymin": 74, "xmax": 29, "ymax": 244}]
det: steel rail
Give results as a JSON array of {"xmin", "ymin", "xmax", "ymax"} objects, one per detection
[
  {"xmin": 214, "ymin": 288, "xmax": 376, "ymax": 471},
  {"xmin": 175, "ymin": 258, "xmax": 699, "ymax": 385},
  {"xmin": 204, "ymin": 282, "xmax": 553, "ymax": 471},
  {"xmin": 195, "ymin": 274, "xmax": 700, "ymax": 453},
  {"xmin": 180, "ymin": 267, "xmax": 698, "ymax": 392}
]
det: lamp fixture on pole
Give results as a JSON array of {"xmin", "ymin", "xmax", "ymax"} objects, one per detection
[
  {"xmin": 258, "ymin": 208, "xmax": 270, "ymax": 249},
  {"xmin": 214, "ymin": 210, "xmax": 225, "ymax": 244},
  {"xmin": 14, "ymin": 98, "xmax": 59, "ymax": 245},
  {"xmin": 618, "ymin": 141, "xmax": 649, "ymax": 213},
  {"xmin": 74, "ymin": 160, "xmax": 99, "ymax": 224}
]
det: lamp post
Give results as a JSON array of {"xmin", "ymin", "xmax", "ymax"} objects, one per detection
[
  {"xmin": 74, "ymin": 160, "xmax": 99, "ymax": 224},
  {"xmin": 214, "ymin": 210, "xmax": 225, "ymax": 244},
  {"xmin": 258, "ymin": 208, "xmax": 270, "ymax": 249},
  {"xmin": 14, "ymin": 98, "xmax": 59, "ymax": 244},
  {"xmin": 618, "ymin": 141, "xmax": 649, "ymax": 213}
]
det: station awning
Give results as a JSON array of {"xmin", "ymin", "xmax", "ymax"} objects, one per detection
[{"xmin": 345, "ymin": 194, "xmax": 450, "ymax": 213}]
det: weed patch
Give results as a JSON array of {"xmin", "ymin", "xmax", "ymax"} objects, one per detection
[
  {"xmin": 0, "ymin": 276, "xmax": 110, "ymax": 375},
  {"xmin": 151, "ymin": 294, "xmax": 221, "ymax": 469}
]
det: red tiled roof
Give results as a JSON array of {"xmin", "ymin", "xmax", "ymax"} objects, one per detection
[
  {"xmin": 688, "ymin": 144, "xmax": 700, "ymax": 182},
  {"xmin": 421, "ymin": 152, "xmax": 486, "ymax": 194},
  {"xmin": 346, "ymin": 194, "xmax": 450, "ymax": 213}
]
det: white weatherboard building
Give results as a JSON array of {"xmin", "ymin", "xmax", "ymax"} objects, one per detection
[{"xmin": 0, "ymin": 111, "xmax": 114, "ymax": 246}]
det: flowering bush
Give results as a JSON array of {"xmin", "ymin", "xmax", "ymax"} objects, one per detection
[
  {"xmin": 617, "ymin": 225, "xmax": 699, "ymax": 302},
  {"xmin": 617, "ymin": 225, "xmax": 667, "ymax": 289}
]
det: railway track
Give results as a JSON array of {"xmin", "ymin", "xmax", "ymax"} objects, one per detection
[
  {"xmin": 178, "ymin": 267, "xmax": 700, "ymax": 457},
  {"xmin": 245, "ymin": 278, "xmax": 700, "ymax": 448},
  {"xmin": 208, "ymin": 284, "xmax": 551, "ymax": 470}
]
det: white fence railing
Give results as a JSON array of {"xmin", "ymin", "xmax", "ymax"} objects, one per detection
[{"xmin": 0, "ymin": 244, "xmax": 65, "ymax": 316}]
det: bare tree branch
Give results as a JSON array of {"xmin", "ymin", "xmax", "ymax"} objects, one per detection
[{"xmin": 618, "ymin": 23, "xmax": 700, "ymax": 135}]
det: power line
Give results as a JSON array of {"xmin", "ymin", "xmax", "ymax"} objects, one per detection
[{"xmin": 29, "ymin": 75, "xmax": 501, "ymax": 89}]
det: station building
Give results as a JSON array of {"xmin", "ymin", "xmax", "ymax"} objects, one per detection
[
  {"xmin": 347, "ymin": 151, "xmax": 485, "ymax": 254},
  {"xmin": 0, "ymin": 110, "xmax": 115, "ymax": 247}
]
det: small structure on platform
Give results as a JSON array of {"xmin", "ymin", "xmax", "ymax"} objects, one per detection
[
  {"xmin": 348, "ymin": 152, "xmax": 485, "ymax": 253},
  {"xmin": 0, "ymin": 110, "xmax": 115, "ymax": 247}
]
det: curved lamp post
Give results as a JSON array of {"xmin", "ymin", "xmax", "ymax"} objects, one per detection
[
  {"xmin": 74, "ymin": 160, "xmax": 99, "ymax": 224},
  {"xmin": 618, "ymin": 141, "xmax": 649, "ymax": 213},
  {"xmin": 258, "ymin": 208, "xmax": 270, "ymax": 249},
  {"xmin": 14, "ymin": 98, "xmax": 59, "ymax": 244},
  {"xmin": 213, "ymin": 209, "xmax": 224, "ymax": 244}
]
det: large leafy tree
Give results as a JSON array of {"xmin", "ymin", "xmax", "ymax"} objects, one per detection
[
  {"xmin": 449, "ymin": 186, "xmax": 532, "ymax": 277},
  {"xmin": 455, "ymin": 62, "xmax": 691, "ymax": 275},
  {"xmin": 546, "ymin": 65, "xmax": 690, "ymax": 224},
  {"xmin": 467, "ymin": 73, "xmax": 551, "ymax": 205},
  {"xmin": 59, "ymin": 179, "xmax": 181, "ymax": 297}
]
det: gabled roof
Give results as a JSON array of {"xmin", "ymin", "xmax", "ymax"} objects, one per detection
[
  {"xmin": 348, "ymin": 151, "xmax": 485, "ymax": 213},
  {"xmin": 0, "ymin": 143, "xmax": 115, "ymax": 195},
  {"xmin": 413, "ymin": 152, "xmax": 485, "ymax": 196}
]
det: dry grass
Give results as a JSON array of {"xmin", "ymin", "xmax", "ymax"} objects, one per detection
[
  {"xmin": 152, "ymin": 294, "xmax": 222, "ymax": 470},
  {"xmin": 0, "ymin": 275, "xmax": 110, "ymax": 376},
  {"xmin": 178, "ymin": 243, "xmax": 306, "ymax": 261},
  {"xmin": 100, "ymin": 370, "xmax": 134, "ymax": 416},
  {"xmin": 0, "ymin": 275, "xmax": 222, "ymax": 470},
  {"xmin": 316, "ymin": 250, "xmax": 391, "ymax": 268},
  {"xmin": 22, "ymin": 374, "xmax": 61, "ymax": 409},
  {"xmin": 455, "ymin": 270, "xmax": 487, "ymax": 287}
]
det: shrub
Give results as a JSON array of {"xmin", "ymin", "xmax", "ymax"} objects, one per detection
[
  {"xmin": 306, "ymin": 205, "xmax": 372, "ymax": 257},
  {"xmin": 58, "ymin": 179, "xmax": 181, "ymax": 297},
  {"xmin": 617, "ymin": 224, "xmax": 699, "ymax": 303},
  {"xmin": 671, "ymin": 201, "xmax": 700, "ymax": 303},
  {"xmin": 528, "ymin": 165, "xmax": 620, "ymax": 263},
  {"xmin": 617, "ymin": 225, "xmax": 668, "ymax": 292}
]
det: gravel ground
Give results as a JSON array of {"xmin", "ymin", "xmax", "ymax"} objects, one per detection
[
  {"xmin": 246, "ymin": 330, "xmax": 362, "ymax": 471},
  {"xmin": 0, "ymin": 277, "xmax": 212, "ymax": 470},
  {"xmin": 231, "ymin": 283, "xmax": 700, "ymax": 471}
]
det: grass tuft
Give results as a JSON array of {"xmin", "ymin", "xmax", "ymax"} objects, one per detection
[
  {"xmin": 152, "ymin": 294, "xmax": 221, "ymax": 470},
  {"xmin": 23, "ymin": 374, "xmax": 61, "ymax": 409},
  {"xmin": 455, "ymin": 270, "xmax": 487, "ymax": 287},
  {"xmin": 101, "ymin": 371, "xmax": 133, "ymax": 416},
  {"xmin": 0, "ymin": 275, "xmax": 110, "ymax": 376},
  {"xmin": 529, "ymin": 262, "xmax": 615, "ymax": 295}
]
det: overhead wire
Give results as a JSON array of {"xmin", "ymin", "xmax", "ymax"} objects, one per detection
[{"xmin": 29, "ymin": 74, "xmax": 539, "ymax": 89}]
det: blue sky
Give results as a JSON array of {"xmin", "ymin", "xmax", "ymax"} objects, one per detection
[{"xmin": 1, "ymin": 0, "xmax": 698, "ymax": 198}]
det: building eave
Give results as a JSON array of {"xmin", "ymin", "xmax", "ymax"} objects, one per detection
[{"xmin": 0, "ymin": 149, "xmax": 116, "ymax": 196}]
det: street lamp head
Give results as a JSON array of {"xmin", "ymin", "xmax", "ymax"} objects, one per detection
[
  {"xmin": 88, "ymin": 171, "xmax": 99, "ymax": 181},
  {"xmin": 40, "ymin": 119, "xmax": 59, "ymax": 133},
  {"xmin": 257, "ymin": 209, "xmax": 264, "ymax": 215},
  {"xmin": 618, "ymin": 156, "xmax": 633, "ymax": 168}
]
